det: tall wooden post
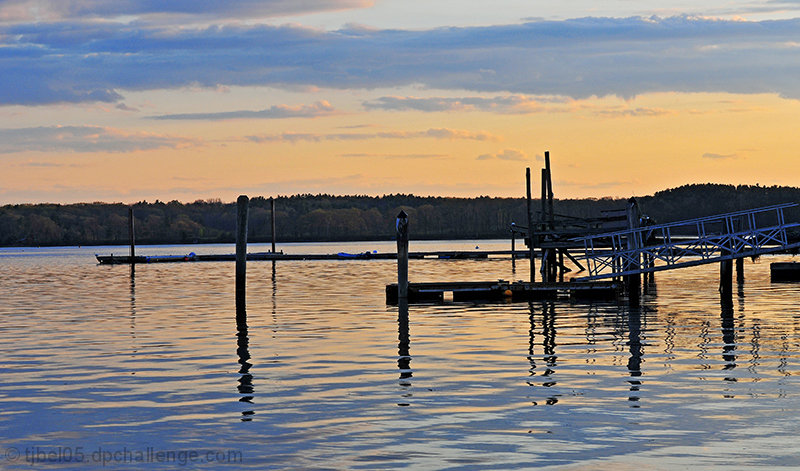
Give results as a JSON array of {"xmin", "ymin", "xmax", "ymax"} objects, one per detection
[
  {"xmin": 236, "ymin": 195, "xmax": 249, "ymax": 310},
  {"xmin": 525, "ymin": 168, "xmax": 535, "ymax": 283},
  {"xmin": 540, "ymin": 169, "xmax": 549, "ymax": 282},
  {"xmin": 736, "ymin": 257, "xmax": 744, "ymax": 285},
  {"xmin": 545, "ymin": 151, "xmax": 554, "ymax": 229},
  {"xmin": 541, "ymin": 168, "xmax": 549, "ymax": 230},
  {"xmin": 270, "ymin": 197, "xmax": 277, "ymax": 253},
  {"xmin": 396, "ymin": 210, "xmax": 409, "ymax": 300},
  {"xmin": 128, "ymin": 206, "xmax": 136, "ymax": 263},
  {"xmin": 545, "ymin": 152, "xmax": 557, "ymax": 282},
  {"xmin": 625, "ymin": 198, "xmax": 641, "ymax": 305},
  {"xmin": 720, "ymin": 252, "xmax": 733, "ymax": 305},
  {"xmin": 511, "ymin": 226, "xmax": 516, "ymax": 256},
  {"xmin": 510, "ymin": 223, "xmax": 516, "ymax": 269},
  {"xmin": 734, "ymin": 216, "xmax": 744, "ymax": 286}
]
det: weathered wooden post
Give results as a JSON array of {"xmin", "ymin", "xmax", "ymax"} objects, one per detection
[
  {"xmin": 720, "ymin": 252, "xmax": 733, "ymax": 303},
  {"xmin": 540, "ymin": 168, "xmax": 549, "ymax": 282},
  {"xmin": 736, "ymin": 257, "xmax": 744, "ymax": 285},
  {"xmin": 510, "ymin": 223, "xmax": 517, "ymax": 269},
  {"xmin": 625, "ymin": 197, "xmax": 641, "ymax": 305},
  {"xmin": 128, "ymin": 206, "xmax": 135, "ymax": 263},
  {"xmin": 525, "ymin": 168, "xmax": 535, "ymax": 283},
  {"xmin": 270, "ymin": 197, "xmax": 277, "ymax": 253},
  {"xmin": 396, "ymin": 210, "xmax": 409, "ymax": 300},
  {"xmin": 236, "ymin": 195, "xmax": 249, "ymax": 310},
  {"xmin": 545, "ymin": 151, "xmax": 554, "ymax": 230},
  {"xmin": 734, "ymin": 216, "xmax": 744, "ymax": 285},
  {"xmin": 511, "ymin": 224, "xmax": 516, "ymax": 256}
]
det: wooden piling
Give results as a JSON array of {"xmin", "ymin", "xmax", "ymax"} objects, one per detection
[
  {"xmin": 396, "ymin": 210, "xmax": 409, "ymax": 300},
  {"xmin": 540, "ymin": 169, "xmax": 549, "ymax": 282},
  {"xmin": 510, "ymin": 224, "xmax": 516, "ymax": 269},
  {"xmin": 270, "ymin": 197, "xmax": 277, "ymax": 253},
  {"xmin": 545, "ymin": 151, "xmax": 554, "ymax": 229},
  {"xmin": 525, "ymin": 168, "xmax": 535, "ymax": 283},
  {"xmin": 128, "ymin": 206, "xmax": 136, "ymax": 263},
  {"xmin": 540, "ymin": 169, "xmax": 547, "ymax": 231},
  {"xmin": 736, "ymin": 257, "xmax": 744, "ymax": 284},
  {"xmin": 511, "ymin": 227, "xmax": 516, "ymax": 256},
  {"xmin": 236, "ymin": 195, "xmax": 249, "ymax": 309},
  {"xmin": 625, "ymin": 198, "xmax": 641, "ymax": 305},
  {"xmin": 720, "ymin": 253, "xmax": 733, "ymax": 302}
]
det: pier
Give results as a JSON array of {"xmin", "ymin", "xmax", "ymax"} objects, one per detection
[{"xmin": 95, "ymin": 249, "xmax": 532, "ymax": 264}]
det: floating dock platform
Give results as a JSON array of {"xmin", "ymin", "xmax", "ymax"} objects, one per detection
[
  {"xmin": 771, "ymin": 262, "xmax": 800, "ymax": 282},
  {"xmin": 96, "ymin": 250, "xmax": 532, "ymax": 264},
  {"xmin": 386, "ymin": 280, "xmax": 619, "ymax": 304}
]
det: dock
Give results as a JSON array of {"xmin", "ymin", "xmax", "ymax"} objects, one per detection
[
  {"xmin": 386, "ymin": 280, "xmax": 619, "ymax": 304},
  {"xmin": 96, "ymin": 250, "xmax": 533, "ymax": 264}
]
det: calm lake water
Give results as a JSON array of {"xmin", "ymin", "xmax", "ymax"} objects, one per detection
[{"xmin": 2, "ymin": 240, "xmax": 800, "ymax": 469}]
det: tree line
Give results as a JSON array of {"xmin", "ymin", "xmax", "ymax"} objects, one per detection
[{"xmin": 1, "ymin": 184, "xmax": 799, "ymax": 247}]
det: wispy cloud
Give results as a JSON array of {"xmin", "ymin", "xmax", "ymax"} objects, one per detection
[
  {"xmin": 0, "ymin": 0, "xmax": 373, "ymax": 22},
  {"xmin": 593, "ymin": 107, "xmax": 673, "ymax": 118},
  {"xmin": 702, "ymin": 152, "xmax": 738, "ymax": 159},
  {"xmin": 0, "ymin": 125, "xmax": 196, "ymax": 154},
  {"xmin": 340, "ymin": 153, "xmax": 449, "ymax": 159},
  {"xmin": 3, "ymin": 16, "xmax": 800, "ymax": 105},
  {"xmin": 363, "ymin": 95, "xmax": 569, "ymax": 114},
  {"xmin": 477, "ymin": 149, "xmax": 527, "ymax": 161},
  {"xmin": 152, "ymin": 100, "xmax": 339, "ymax": 120},
  {"xmin": 247, "ymin": 128, "xmax": 500, "ymax": 143}
]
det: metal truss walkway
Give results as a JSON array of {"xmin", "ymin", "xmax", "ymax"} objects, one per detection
[{"xmin": 573, "ymin": 203, "xmax": 800, "ymax": 281}]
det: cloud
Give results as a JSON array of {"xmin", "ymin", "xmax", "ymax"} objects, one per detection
[
  {"xmin": 702, "ymin": 152, "xmax": 738, "ymax": 159},
  {"xmin": 0, "ymin": 125, "xmax": 196, "ymax": 154},
  {"xmin": 363, "ymin": 95, "xmax": 569, "ymax": 113},
  {"xmin": 593, "ymin": 107, "xmax": 673, "ymax": 118},
  {"xmin": 4, "ymin": 16, "xmax": 800, "ymax": 105},
  {"xmin": 152, "ymin": 100, "xmax": 338, "ymax": 120},
  {"xmin": 477, "ymin": 149, "xmax": 527, "ymax": 161},
  {"xmin": 340, "ymin": 153, "xmax": 448, "ymax": 159},
  {"xmin": 0, "ymin": 0, "xmax": 373, "ymax": 22},
  {"xmin": 247, "ymin": 128, "xmax": 500, "ymax": 143}
]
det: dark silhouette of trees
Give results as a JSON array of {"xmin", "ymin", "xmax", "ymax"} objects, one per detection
[{"xmin": 2, "ymin": 183, "xmax": 800, "ymax": 247}]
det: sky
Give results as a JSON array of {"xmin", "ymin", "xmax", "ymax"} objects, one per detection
[{"xmin": 2, "ymin": 1, "xmax": 800, "ymax": 203}]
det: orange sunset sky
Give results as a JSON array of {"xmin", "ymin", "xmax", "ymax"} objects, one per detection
[{"xmin": 2, "ymin": 1, "xmax": 800, "ymax": 204}]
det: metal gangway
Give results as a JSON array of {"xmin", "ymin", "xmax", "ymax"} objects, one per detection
[{"xmin": 573, "ymin": 203, "xmax": 800, "ymax": 281}]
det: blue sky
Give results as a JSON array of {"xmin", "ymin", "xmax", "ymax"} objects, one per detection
[{"xmin": 2, "ymin": 1, "xmax": 800, "ymax": 203}]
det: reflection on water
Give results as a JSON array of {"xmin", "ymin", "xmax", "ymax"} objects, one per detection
[
  {"xmin": 626, "ymin": 306, "xmax": 643, "ymax": 406},
  {"xmin": 237, "ymin": 306, "xmax": 254, "ymax": 421},
  {"xmin": 397, "ymin": 299, "xmax": 412, "ymax": 386},
  {"xmin": 3, "ymin": 243, "xmax": 800, "ymax": 468}
]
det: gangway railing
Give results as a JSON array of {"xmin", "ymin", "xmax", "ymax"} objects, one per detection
[{"xmin": 573, "ymin": 203, "xmax": 800, "ymax": 281}]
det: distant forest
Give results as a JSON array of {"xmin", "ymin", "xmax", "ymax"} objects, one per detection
[{"xmin": 2, "ymin": 183, "xmax": 800, "ymax": 247}]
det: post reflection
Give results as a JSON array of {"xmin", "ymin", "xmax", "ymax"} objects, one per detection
[
  {"xmin": 130, "ymin": 265, "xmax": 137, "ymax": 357},
  {"xmin": 527, "ymin": 302, "xmax": 536, "ymax": 377},
  {"xmin": 720, "ymin": 301, "xmax": 737, "ymax": 382},
  {"xmin": 271, "ymin": 261, "xmax": 277, "ymax": 322},
  {"xmin": 397, "ymin": 299, "xmax": 412, "ymax": 385},
  {"xmin": 626, "ymin": 306, "xmax": 643, "ymax": 407},
  {"xmin": 236, "ymin": 305, "xmax": 254, "ymax": 421},
  {"xmin": 129, "ymin": 264, "xmax": 136, "ymax": 332},
  {"xmin": 527, "ymin": 301, "xmax": 559, "ymax": 405}
]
